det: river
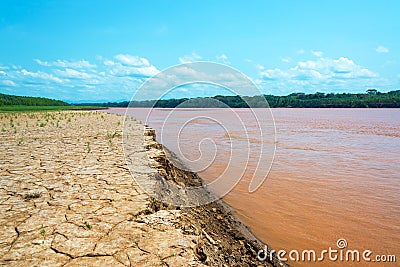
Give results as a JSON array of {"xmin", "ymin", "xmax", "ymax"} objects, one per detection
[{"xmin": 108, "ymin": 108, "xmax": 400, "ymax": 266}]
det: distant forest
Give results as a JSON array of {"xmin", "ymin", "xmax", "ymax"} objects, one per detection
[
  {"xmin": 79, "ymin": 90, "xmax": 400, "ymax": 108},
  {"xmin": 2, "ymin": 90, "xmax": 399, "ymax": 108},
  {"xmin": 0, "ymin": 93, "xmax": 69, "ymax": 106}
]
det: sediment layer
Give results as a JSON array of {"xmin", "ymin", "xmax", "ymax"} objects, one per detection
[{"xmin": 0, "ymin": 111, "xmax": 281, "ymax": 266}]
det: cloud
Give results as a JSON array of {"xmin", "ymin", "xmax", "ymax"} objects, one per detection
[
  {"xmin": 216, "ymin": 54, "xmax": 230, "ymax": 64},
  {"xmin": 260, "ymin": 68, "xmax": 290, "ymax": 80},
  {"xmin": 375, "ymin": 45, "xmax": 389, "ymax": 53},
  {"xmin": 292, "ymin": 57, "xmax": 377, "ymax": 78},
  {"xmin": 255, "ymin": 64, "xmax": 265, "ymax": 70},
  {"xmin": 258, "ymin": 56, "xmax": 380, "ymax": 94},
  {"xmin": 35, "ymin": 59, "xmax": 96, "ymax": 68},
  {"xmin": 105, "ymin": 62, "xmax": 159, "ymax": 78},
  {"xmin": 178, "ymin": 52, "xmax": 202, "ymax": 64},
  {"xmin": 1, "ymin": 80, "xmax": 16, "ymax": 86},
  {"xmin": 20, "ymin": 69, "xmax": 63, "ymax": 83},
  {"xmin": 54, "ymin": 68, "xmax": 92, "ymax": 79},
  {"xmin": 114, "ymin": 54, "xmax": 151, "ymax": 67},
  {"xmin": 281, "ymin": 57, "xmax": 291, "ymax": 63},
  {"xmin": 104, "ymin": 54, "xmax": 160, "ymax": 78},
  {"xmin": 1, "ymin": 54, "xmax": 161, "ymax": 101},
  {"xmin": 311, "ymin": 51, "xmax": 324, "ymax": 57},
  {"xmin": 297, "ymin": 49, "xmax": 305, "ymax": 54},
  {"xmin": 1, "ymin": 53, "xmax": 394, "ymax": 101}
]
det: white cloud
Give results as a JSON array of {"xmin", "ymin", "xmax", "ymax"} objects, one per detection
[
  {"xmin": 297, "ymin": 49, "xmax": 305, "ymax": 54},
  {"xmin": 101, "ymin": 54, "xmax": 160, "ymax": 78},
  {"xmin": 54, "ymin": 68, "xmax": 92, "ymax": 79},
  {"xmin": 2, "ymin": 53, "xmax": 393, "ymax": 101},
  {"xmin": 103, "ymin": 60, "xmax": 115, "ymax": 66},
  {"xmin": 292, "ymin": 57, "xmax": 377, "ymax": 79},
  {"xmin": 21, "ymin": 69, "xmax": 63, "ymax": 83},
  {"xmin": 1, "ymin": 80, "xmax": 16, "ymax": 86},
  {"xmin": 260, "ymin": 68, "xmax": 291, "ymax": 80},
  {"xmin": 35, "ymin": 59, "xmax": 96, "ymax": 68},
  {"xmin": 106, "ymin": 62, "xmax": 159, "ymax": 78},
  {"xmin": 376, "ymin": 45, "xmax": 389, "ymax": 53},
  {"xmin": 311, "ymin": 51, "xmax": 324, "ymax": 57},
  {"xmin": 178, "ymin": 52, "xmax": 202, "ymax": 64},
  {"xmin": 114, "ymin": 54, "xmax": 151, "ymax": 67},
  {"xmin": 0, "ymin": 54, "xmax": 162, "ymax": 101},
  {"xmin": 258, "ymin": 56, "xmax": 379, "ymax": 94},
  {"xmin": 216, "ymin": 54, "xmax": 229, "ymax": 64},
  {"xmin": 281, "ymin": 57, "xmax": 291, "ymax": 63},
  {"xmin": 255, "ymin": 64, "xmax": 265, "ymax": 70}
]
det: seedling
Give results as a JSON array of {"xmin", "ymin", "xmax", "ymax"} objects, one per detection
[
  {"xmin": 86, "ymin": 142, "xmax": 91, "ymax": 153},
  {"xmin": 84, "ymin": 221, "xmax": 92, "ymax": 230},
  {"xmin": 17, "ymin": 137, "xmax": 23, "ymax": 145},
  {"xmin": 40, "ymin": 224, "xmax": 46, "ymax": 237}
]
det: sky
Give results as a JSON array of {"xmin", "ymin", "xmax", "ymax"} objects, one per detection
[{"xmin": 0, "ymin": 0, "xmax": 399, "ymax": 102}]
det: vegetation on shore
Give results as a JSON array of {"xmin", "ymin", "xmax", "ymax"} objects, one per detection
[
  {"xmin": 76, "ymin": 90, "xmax": 400, "ymax": 108},
  {"xmin": 3, "ymin": 90, "xmax": 399, "ymax": 110},
  {"xmin": 0, "ymin": 93, "xmax": 68, "ymax": 106},
  {"xmin": 0, "ymin": 93, "xmax": 105, "ymax": 112}
]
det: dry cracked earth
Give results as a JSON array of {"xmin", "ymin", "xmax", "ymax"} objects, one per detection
[{"xmin": 0, "ymin": 111, "xmax": 206, "ymax": 266}]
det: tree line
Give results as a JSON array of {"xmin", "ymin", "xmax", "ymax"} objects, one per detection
[
  {"xmin": 0, "ymin": 93, "xmax": 69, "ymax": 106},
  {"xmin": 78, "ymin": 90, "xmax": 400, "ymax": 108}
]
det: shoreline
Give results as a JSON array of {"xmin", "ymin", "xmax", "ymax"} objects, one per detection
[{"xmin": 141, "ymin": 124, "xmax": 285, "ymax": 266}]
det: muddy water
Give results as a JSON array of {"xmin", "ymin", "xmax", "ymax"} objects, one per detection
[{"xmin": 109, "ymin": 108, "xmax": 400, "ymax": 266}]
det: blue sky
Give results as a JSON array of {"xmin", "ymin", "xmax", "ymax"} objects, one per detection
[{"xmin": 0, "ymin": 0, "xmax": 399, "ymax": 102}]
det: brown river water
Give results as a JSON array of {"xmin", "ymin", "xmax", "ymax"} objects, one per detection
[{"xmin": 108, "ymin": 108, "xmax": 399, "ymax": 266}]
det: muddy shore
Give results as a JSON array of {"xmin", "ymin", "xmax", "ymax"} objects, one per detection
[{"xmin": 0, "ymin": 111, "xmax": 283, "ymax": 266}]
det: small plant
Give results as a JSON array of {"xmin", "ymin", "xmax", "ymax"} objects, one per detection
[
  {"xmin": 86, "ymin": 142, "xmax": 91, "ymax": 153},
  {"xmin": 9, "ymin": 119, "xmax": 14, "ymax": 128},
  {"xmin": 39, "ymin": 122, "xmax": 46, "ymax": 127},
  {"xmin": 40, "ymin": 224, "xmax": 46, "ymax": 237},
  {"xmin": 1, "ymin": 127, "xmax": 5, "ymax": 132},
  {"xmin": 107, "ymin": 131, "xmax": 120, "ymax": 147},
  {"xmin": 84, "ymin": 221, "xmax": 92, "ymax": 230},
  {"xmin": 149, "ymin": 197, "xmax": 162, "ymax": 212},
  {"xmin": 17, "ymin": 137, "xmax": 23, "ymax": 145},
  {"xmin": 56, "ymin": 120, "xmax": 59, "ymax": 128},
  {"xmin": 67, "ymin": 118, "xmax": 71, "ymax": 123},
  {"xmin": 107, "ymin": 131, "xmax": 120, "ymax": 139}
]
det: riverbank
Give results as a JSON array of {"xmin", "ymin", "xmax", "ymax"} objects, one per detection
[{"xmin": 0, "ymin": 111, "xmax": 282, "ymax": 266}]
